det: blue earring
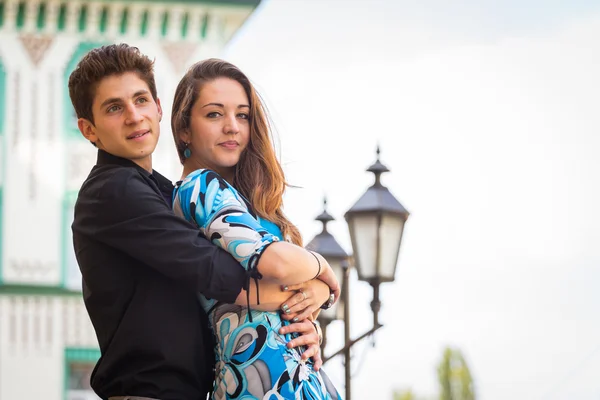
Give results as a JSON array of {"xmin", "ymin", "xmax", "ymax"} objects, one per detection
[{"xmin": 183, "ymin": 143, "xmax": 191, "ymax": 159}]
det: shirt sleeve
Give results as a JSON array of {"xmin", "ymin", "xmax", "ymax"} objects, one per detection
[
  {"xmin": 173, "ymin": 169, "xmax": 279, "ymax": 272},
  {"xmin": 72, "ymin": 167, "xmax": 246, "ymax": 302}
]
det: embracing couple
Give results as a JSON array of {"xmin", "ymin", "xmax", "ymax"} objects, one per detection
[{"xmin": 69, "ymin": 44, "xmax": 342, "ymax": 400}]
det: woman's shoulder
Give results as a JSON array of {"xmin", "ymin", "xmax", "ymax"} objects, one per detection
[{"xmin": 180, "ymin": 169, "xmax": 235, "ymax": 193}]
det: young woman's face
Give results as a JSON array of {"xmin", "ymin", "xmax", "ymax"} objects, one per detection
[{"xmin": 182, "ymin": 77, "xmax": 250, "ymax": 180}]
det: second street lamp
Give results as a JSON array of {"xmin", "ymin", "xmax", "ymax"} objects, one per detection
[{"xmin": 305, "ymin": 198, "xmax": 348, "ymax": 351}]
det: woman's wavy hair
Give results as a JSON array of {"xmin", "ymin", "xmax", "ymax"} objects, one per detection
[{"xmin": 171, "ymin": 59, "xmax": 302, "ymax": 245}]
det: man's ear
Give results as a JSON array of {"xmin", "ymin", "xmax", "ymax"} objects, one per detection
[
  {"xmin": 77, "ymin": 118, "xmax": 97, "ymax": 144},
  {"xmin": 156, "ymin": 97, "xmax": 163, "ymax": 122}
]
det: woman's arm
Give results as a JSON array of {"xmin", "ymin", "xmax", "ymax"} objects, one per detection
[
  {"xmin": 174, "ymin": 169, "xmax": 340, "ymax": 305},
  {"xmin": 234, "ymin": 277, "xmax": 331, "ymax": 315}
]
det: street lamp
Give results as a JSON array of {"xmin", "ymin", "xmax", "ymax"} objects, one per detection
[
  {"xmin": 344, "ymin": 146, "xmax": 410, "ymax": 329},
  {"xmin": 305, "ymin": 198, "xmax": 348, "ymax": 351},
  {"xmin": 305, "ymin": 147, "xmax": 409, "ymax": 400}
]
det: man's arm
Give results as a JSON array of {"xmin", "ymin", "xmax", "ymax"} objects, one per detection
[{"xmin": 73, "ymin": 168, "xmax": 246, "ymax": 302}]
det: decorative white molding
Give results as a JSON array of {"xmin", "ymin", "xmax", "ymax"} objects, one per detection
[
  {"xmin": 44, "ymin": 0, "xmax": 61, "ymax": 35},
  {"xmin": 106, "ymin": 2, "xmax": 124, "ymax": 38},
  {"xmin": 85, "ymin": 1, "xmax": 103, "ymax": 39},
  {"xmin": 65, "ymin": 1, "xmax": 82, "ymax": 34},
  {"xmin": 19, "ymin": 34, "xmax": 54, "ymax": 68},
  {"xmin": 147, "ymin": 5, "xmax": 165, "ymax": 40}
]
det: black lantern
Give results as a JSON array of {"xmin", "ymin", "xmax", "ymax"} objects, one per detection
[
  {"xmin": 305, "ymin": 199, "xmax": 348, "ymax": 325},
  {"xmin": 344, "ymin": 147, "xmax": 409, "ymax": 326}
]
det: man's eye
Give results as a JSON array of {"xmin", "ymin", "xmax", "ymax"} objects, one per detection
[
  {"xmin": 107, "ymin": 105, "xmax": 120, "ymax": 113},
  {"xmin": 137, "ymin": 97, "xmax": 148, "ymax": 104}
]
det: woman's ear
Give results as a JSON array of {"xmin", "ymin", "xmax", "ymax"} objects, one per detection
[{"xmin": 178, "ymin": 129, "xmax": 191, "ymax": 145}]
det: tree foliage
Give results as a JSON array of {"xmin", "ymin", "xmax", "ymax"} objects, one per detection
[{"xmin": 437, "ymin": 347, "xmax": 475, "ymax": 400}]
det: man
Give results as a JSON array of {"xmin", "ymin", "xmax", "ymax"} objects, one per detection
[{"xmin": 69, "ymin": 44, "xmax": 327, "ymax": 400}]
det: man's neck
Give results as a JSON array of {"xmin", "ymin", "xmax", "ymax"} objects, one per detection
[{"xmin": 132, "ymin": 155, "xmax": 153, "ymax": 173}]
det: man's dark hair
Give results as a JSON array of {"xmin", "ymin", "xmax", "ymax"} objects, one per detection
[{"xmin": 68, "ymin": 43, "xmax": 157, "ymax": 125}]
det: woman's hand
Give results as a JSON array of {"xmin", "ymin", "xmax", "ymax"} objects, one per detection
[
  {"xmin": 312, "ymin": 252, "xmax": 341, "ymax": 303},
  {"xmin": 278, "ymin": 318, "xmax": 324, "ymax": 371},
  {"xmin": 279, "ymin": 279, "xmax": 331, "ymax": 323}
]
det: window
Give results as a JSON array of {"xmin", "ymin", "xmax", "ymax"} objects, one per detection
[{"xmin": 65, "ymin": 348, "xmax": 100, "ymax": 400}]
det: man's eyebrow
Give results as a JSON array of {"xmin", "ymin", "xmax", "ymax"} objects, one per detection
[{"xmin": 99, "ymin": 90, "xmax": 150, "ymax": 108}]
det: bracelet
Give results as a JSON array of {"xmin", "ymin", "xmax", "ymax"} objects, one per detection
[
  {"xmin": 320, "ymin": 290, "xmax": 335, "ymax": 310},
  {"xmin": 308, "ymin": 251, "xmax": 321, "ymax": 280},
  {"xmin": 311, "ymin": 320, "xmax": 323, "ymax": 345}
]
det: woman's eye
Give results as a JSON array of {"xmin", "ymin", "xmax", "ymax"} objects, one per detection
[
  {"xmin": 207, "ymin": 112, "xmax": 221, "ymax": 118},
  {"xmin": 238, "ymin": 113, "xmax": 249, "ymax": 120}
]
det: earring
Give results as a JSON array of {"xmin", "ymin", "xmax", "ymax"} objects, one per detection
[{"xmin": 183, "ymin": 142, "xmax": 192, "ymax": 159}]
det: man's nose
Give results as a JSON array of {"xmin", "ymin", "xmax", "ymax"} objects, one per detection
[{"xmin": 124, "ymin": 104, "xmax": 144, "ymax": 124}]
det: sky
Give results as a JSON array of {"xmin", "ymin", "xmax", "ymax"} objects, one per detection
[{"xmin": 207, "ymin": 0, "xmax": 600, "ymax": 399}]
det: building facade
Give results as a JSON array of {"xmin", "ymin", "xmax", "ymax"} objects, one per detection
[{"xmin": 0, "ymin": 1, "xmax": 260, "ymax": 398}]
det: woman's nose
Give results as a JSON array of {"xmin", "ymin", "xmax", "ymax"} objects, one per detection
[{"xmin": 224, "ymin": 115, "xmax": 239, "ymax": 134}]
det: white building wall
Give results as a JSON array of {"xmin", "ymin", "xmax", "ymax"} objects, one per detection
[
  {"xmin": 0, "ymin": 295, "xmax": 97, "ymax": 400},
  {"xmin": 0, "ymin": 1, "xmax": 259, "ymax": 398}
]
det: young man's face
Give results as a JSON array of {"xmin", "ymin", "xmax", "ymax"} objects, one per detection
[{"xmin": 78, "ymin": 72, "xmax": 162, "ymax": 171}]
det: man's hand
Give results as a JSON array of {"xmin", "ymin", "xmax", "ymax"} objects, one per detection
[
  {"xmin": 279, "ymin": 319, "xmax": 323, "ymax": 371},
  {"xmin": 280, "ymin": 279, "xmax": 330, "ymax": 322}
]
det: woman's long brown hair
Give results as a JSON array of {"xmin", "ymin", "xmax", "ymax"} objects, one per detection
[{"xmin": 171, "ymin": 59, "xmax": 302, "ymax": 245}]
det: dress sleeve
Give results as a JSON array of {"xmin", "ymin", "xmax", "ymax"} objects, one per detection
[{"xmin": 174, "ymin": 169, "xmax": 279, "ymax": 272}]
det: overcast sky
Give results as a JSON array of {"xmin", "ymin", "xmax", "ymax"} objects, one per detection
[{"xmin": 205, "ymin": 0, "xmax": 600, "ymax": 399}]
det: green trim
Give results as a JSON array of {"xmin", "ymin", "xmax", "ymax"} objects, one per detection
[
  {"xmin": 99, "ymin": 6, "xmax": 108, "ymax": 33},
  {"xmin": 0, "ymin": 58, "xmax": 5, "ymax": 134},
  {"xmin": 64, "ymin": 347, "xmax": 101, "ymax": 400},
  {"xmin": 181, "ymin": 12, "xmax": 189, "ymax": 38},
  {"xmin": 161, "ymin": 11, "xmax": 168, "ymax": 37},
  {"xmin": 0, "ymin": 187, "xmax": 3, "ymax": 286},
  {"xmin": 0, "ymin": 1, "xmax": 5, "ymax": 28},
  {"xmin": 63, "ymin": 41, "xmax": 107, "ymax": 140},
  {"xmin": 0, "ymin": 58, "xmax": 5, "ymax": 285},
  {"xmin": 57, "ymin": 3, "xmax": 66, "ymax": 31},
  {"xmin": 4, "ymin": 0, "xmax": 260, "ymax": 38},
  {"xmin": 37, "ymin": 2, "xmax": 46, "ymax": 30},
  {"xmin": 0, "ymin": 284, "xmax": 82, "ymax": 296},
  {"xmin": 16, "ymin": 2, "xmax": 25, "ymax": 28},
  {"xmin": 201, "ymin": 13, "xmax": 208, "ymax": 38},
  {"xmin": 140, "ymin": 9, "xmax": 149, "ymax": 36},
  {"xmin": 78, "ymin": 5, "xmax": 88, "ymax": 32},
  {"xmin": 80, "ymin": 0, "xmax": 261, "ymax": 4},
  {"xmin": 65, "ymin": 347, "xmax": 101, "ymax": 363},
  {"xmin": 119, "ymin": 7, "xmax": 128, "ymax": 34}
]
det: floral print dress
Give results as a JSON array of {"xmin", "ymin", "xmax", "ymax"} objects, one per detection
[{"xmin": 173, "ymin": 169, "xmax": 341, "ymax": 400}]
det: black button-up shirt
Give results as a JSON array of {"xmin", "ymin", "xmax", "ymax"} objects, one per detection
[{"xmin": 72, "ymin": 150, "xmax": 246, "ymax": 400}]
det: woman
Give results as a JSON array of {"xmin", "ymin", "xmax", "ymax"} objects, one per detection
[{"xmin": 170, "ymin": 59, "xmax": 342, "ymax": 399}]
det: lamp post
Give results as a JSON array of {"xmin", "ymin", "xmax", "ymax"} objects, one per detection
[
  {"xmin": 305, "ymin": 198, "xmax": 348, "ymax": 351},
  {"xmin": 344, "ymin": 147, "xmax": 410, "ymax": 330},
  {"xmin": 305, "ymin": 147, "xmax": 409, "ymax": 400}
]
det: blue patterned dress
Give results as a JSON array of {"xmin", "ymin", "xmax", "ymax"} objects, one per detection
[{"xmin": 173, "ymin": 169, "xmax": 341, "ymax": 400}]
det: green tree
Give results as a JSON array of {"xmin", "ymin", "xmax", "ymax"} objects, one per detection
[
  {"xmin": 437, "ymin": 347, "xmax": 475, "ymax": 400},
  {"xmin": 393, "ymin": 389, "xmax": 416, "ymax": 400}
]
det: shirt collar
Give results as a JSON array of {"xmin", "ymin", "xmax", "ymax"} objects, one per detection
[{"xmin": 96, "ymin": 149, "xmax": 174, "ymax": 190}]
